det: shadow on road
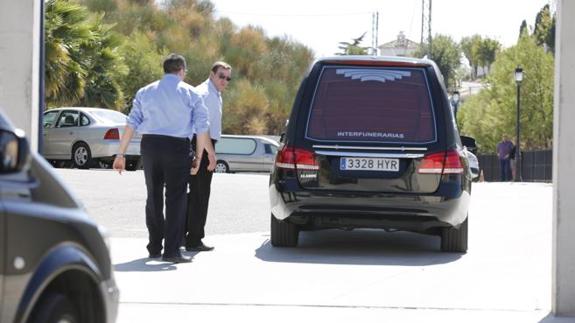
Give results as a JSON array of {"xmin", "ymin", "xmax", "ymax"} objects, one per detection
[
  {"xmin": 114, "ymin": 256, "xmax": 196, "ymax": 272},
  {"xmin": 255, "ymin": 229, "xmax": 463, "ymax": 266},
  {"xmin": 538, "ymin": 313, "xmax": 575, "ymax": 323}
]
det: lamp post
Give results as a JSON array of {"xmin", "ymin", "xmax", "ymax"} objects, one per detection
[
  {"xmin": 514, "ymin": 67, "xmax": 523, "ymax": 182},
  {"xmin": 451, "ymin": 91, "xmax": 460, "ymax": 123}
]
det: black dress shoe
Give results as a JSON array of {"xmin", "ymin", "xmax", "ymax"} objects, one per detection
[
  {"xmin": 148, "ymin": 252, "xmax": 161, "ymax": 259},
  {"xmin": 162, "ymin": 255, "xmax": 192, "ymax": 263},
  {"xmin": 185, "ymin": 242, "xmax": 214, "ymax": 252}
]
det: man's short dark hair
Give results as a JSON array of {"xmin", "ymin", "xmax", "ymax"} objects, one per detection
[
  {"xmin": 211, "ymin": 61, "xmax": 232, "ymax": 74},
  {"xmin": 163, "ymin": 53, "xmax": 187, "ymax": 74}
]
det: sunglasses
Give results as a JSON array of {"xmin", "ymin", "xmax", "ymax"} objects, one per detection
[{"xmin": 218, "ymin": 73, "xmax": 231, "ymax": 82}]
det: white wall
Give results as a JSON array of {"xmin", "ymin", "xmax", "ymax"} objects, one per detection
[
  {"xmin": 0, "ymin": 0, "xmax": 41, "ymax": 151},
  {"xmin": 553, "ymin": 0, "xmax": 575, "ymax": 316}
]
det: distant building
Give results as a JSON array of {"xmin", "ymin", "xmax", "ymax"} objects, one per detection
[{"xmin": 378, "ymin": 31, "xmax": 419, "ymax": 57}]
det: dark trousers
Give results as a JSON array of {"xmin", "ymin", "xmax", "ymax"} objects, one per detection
[
  {"xmin": 499, "ymin": 158, "xmax": 511, "ymax": 182},
  {"xmin": 141, "ymin": 135, "xmax": 191, "ymax": 258},
  {"xmin": 185, "ymin": 137, "xmax": 216, "ymax": 247}
]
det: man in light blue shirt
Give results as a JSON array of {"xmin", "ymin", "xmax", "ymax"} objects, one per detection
[
  {"xmin": 185, "ymin": 61, "xmax": 231, "ymax": 252},
  {"xmin": 113, "ymin": 53, "xmax": 216, "ymax": 263}
]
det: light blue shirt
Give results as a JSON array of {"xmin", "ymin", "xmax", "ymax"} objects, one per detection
[
  {"xmin": 127, "ymin": 74, "xmax": 209, "ymax": 138},
  {"xmin": 194, "ymin": 78, "xmax": 222, "ymax": 140}
]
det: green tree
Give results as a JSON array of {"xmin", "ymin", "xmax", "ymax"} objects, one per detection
[
  {"xmin": 458, "ymin": 36, "xmax": 554, "ymax": 153},
  {"xmin": 46, "ymin": 0, "xmax": 127, "ymax": 109},
  {"xmin": 414, "ymin": 34, "xmax": 461, "ymax": 90},
  {"xmin": 223, "ymin": 79, "xmax": 269, "ymax": 134},
  {"xmin": 118, "ymin": 32, "xmax": 167, "ymax": 112},
  {"xmin": 477, "ymin": 38, "xmax": 501, "ymax": 75},
  {"xmin": 75, "ymin": 0, "xmax": 314, "ymax": 133},
  {"xmin": 534, "ymin": 4, "xmax": 555, "ymax": 53},
  {"xmin": 460, "ymin": 35, "xmax": 482, "ymax": 79},
  {"xmin": 336, "ymin": 33, "xmax": 369, "ymax": 55},
  {"xmin": 519, "ymin": 19, "xmax": 530, "ymax": 39},
  {"xmin": 45, "ymin": 0, "xmax": 92, "ymax": 106},
  {"xmin": 76, "ymin": 14, "xmax": 127, "ymax": 109}
]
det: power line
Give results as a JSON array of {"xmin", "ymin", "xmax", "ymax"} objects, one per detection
[{"xmin": 215, "ymin": 10, "xmax": 372, "ymax": 18}]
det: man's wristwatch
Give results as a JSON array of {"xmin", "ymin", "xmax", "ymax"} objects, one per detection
[{"xmin": 115, "ymin": 153, "xmax": 125, "ymax": 158}]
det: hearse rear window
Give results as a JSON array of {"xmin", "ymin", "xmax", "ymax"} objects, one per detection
[{"xmin": 306, "ymin": 66, "xmax": 436, "ymax": 143}]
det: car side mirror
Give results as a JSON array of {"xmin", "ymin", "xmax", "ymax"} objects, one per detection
[
  {"xmin": 279, "ymin": 132, "xmax": 286, "ymax": 143},
  {"xmin": 460, "ymin": 135, "xmax": 477, "ymax": 155},
  {"xmin": 0, "ymin": 128, "xmax": 30, "ymax": 174}
]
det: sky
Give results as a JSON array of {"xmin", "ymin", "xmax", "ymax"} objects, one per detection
[{"xmin": 209, "ymin": 0, "xmax": 553, "ymax": 57}]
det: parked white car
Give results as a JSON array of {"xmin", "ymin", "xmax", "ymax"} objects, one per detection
[
  {"xmin": 42, "ymin": 107, "xmax": 141, "ymax": 170},
  {"xmin": 214, "ymin": 135, "xmax": 279, "ymax": 173}
]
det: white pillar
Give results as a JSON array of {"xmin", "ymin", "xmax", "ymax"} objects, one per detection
[
  {"xmin": 553, "ymin": 0, "xmax": 575, "ymax": 316},
  {"xmin": 0, "ymin": 0, "xmax": 42, "ymax": 151}
]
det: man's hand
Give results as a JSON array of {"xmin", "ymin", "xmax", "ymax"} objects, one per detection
[
  {"xmin": 195, "ymin": 132, "xmax": 216, "ymax": 172},
  {"xmin": 113, "ymin": 126, "xmax": 135, "ymax": 175},
  {"xmin": 190, "ymin": 158, "xmax": 200, "ymax": 175},
  {"xmin": 113, "ymin": 155, "xmax": 125, "ymax": 174},
  {"xmin": 207, "ymin": 151, "xmax": 216, "ymax": 171}
]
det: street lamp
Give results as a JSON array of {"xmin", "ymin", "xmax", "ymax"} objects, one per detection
[
  {"xmin": 514, "ymin": 66, "xmax": 523, "ymax": 182},
  {"xmin": 451, "ymin": 91, "xmax": 461, "ymax": 122}
]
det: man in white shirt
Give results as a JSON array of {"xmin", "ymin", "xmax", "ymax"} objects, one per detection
[
  {"xmin": 185, "ymin": 61, "xmax": 232, "ymax": 251},
  {"xmin": 114, "ymin": 54, "xmax": 216, "ymax": 263}
]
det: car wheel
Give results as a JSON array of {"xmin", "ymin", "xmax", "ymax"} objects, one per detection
[
  {"xmin": 126, "ymin": 158, "xmax": 139, "ymax": 171},
  {"xmin": 441, "ymin": 217, "xmax": 468, "ymax": 253},
  {"xmin": 215, "ymin": 160, "xmax": 229, "ymax": 173},
  {"xmin": 28, "ymin": 292, "xmax": 79, "ymax": 323},
  {"xmin": 270, "ymin": 213, "xmax": 299, "ymax": 247},
  {"xmin": 72, "ymin": 142, "xmax": 92, "ymax": 169}
]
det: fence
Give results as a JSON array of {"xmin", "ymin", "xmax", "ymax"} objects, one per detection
[{"xmin": 477, "ymin": 150, "xmax": 553, "ymax": 182}]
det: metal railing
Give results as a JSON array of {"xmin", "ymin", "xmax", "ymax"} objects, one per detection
[{"xmin": 477, "ymin": 150, "xmax": 552, "ymax": 182}]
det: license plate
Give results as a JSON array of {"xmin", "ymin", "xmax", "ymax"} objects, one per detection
[{"xmin": 340, "ymin": 157, "xmax": 400, "ymax": 172}]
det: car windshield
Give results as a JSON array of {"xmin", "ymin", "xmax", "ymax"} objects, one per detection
[
  {"xmin": 306, "ymin": 66, "xmax": 436, "ymax": 144},
  {"xmin": 90, "ymin": 109, "xmax": 128, "ymax": 124}
]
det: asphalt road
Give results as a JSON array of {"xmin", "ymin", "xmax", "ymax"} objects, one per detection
[
  {"xmin": 54, "ymin": 169, "xmax": 572, "ymax": 322},
  {"xmin": 57, "ymin": 169, "xmax": 271, "ymax": 238}
]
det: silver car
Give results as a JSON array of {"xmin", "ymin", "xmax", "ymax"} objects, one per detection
[
  {"xmin": 214, "ymin": 135, "xmax": 279, "ymax": 173},
  {"xmin": 42, "ymin": 107, "xmax": 141, "ymax": 170}
]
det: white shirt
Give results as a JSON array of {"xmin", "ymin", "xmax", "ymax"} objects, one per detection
[
  {"xmin": 194, "ymin": 78, "xmax": 222, "ymax": 140},
  {"xmin": 128, "ymin": 74, "xmax": 209, "ymax": 138}
]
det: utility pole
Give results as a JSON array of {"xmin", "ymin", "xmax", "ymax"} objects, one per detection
[
  {"xmin": 421, "ymin": 0, "xmax": 432, "ymax": 57},
  {"xmin": 371, "ymin": 11, "xmax": 379, "ymax": 55}
]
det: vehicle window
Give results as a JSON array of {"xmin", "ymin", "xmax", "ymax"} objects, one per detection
[
  {"xmin": 90, "ymin": 109, "xmax": 128, "ymax": 124},
  {"xmin": 80, "ymin": 113, "xmax": 91, "ymax": 126},
  {"xmin": 216, "ymin": 138, "xmax": 257, "ymax": 155},
  {"xmin": 43, "ymin": 110, "xmax": 60, "ymax": 129},
  {"xmin": 56, "ymin": 110, "xmax": 79, "ymax": 128},
  {"xmin": 264, "ymin": 144, "xmax": 278, "ymax": 155},
  {"xmin": 306, "ymin": 66, "xmax": 436, "ymax": 144}
]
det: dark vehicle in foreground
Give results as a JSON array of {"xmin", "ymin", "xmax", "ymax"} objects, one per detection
[
  {"xmin": 0, "ymin": 111, "xmax": 118, "ymax": 322},
  {"xmin": 269, "ymin": 56, "xmax": 472, "ymax": 252}
]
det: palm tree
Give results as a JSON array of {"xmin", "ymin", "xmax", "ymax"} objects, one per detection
[
  {"xmin": 77, "ymin": 15, "xmax": 127, "ymax": 110},
  {"xmin": 45, "ymin": 0, "xmax": 92, "ymax": 107},
  {"xmin": 336, "ymin": 33, "xmax": 369, "ymax": 55},
  {"xmin": 45, "ymin": 0, "xmax": 126, "ymax": 109}
]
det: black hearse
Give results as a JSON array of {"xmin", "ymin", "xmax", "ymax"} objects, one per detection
[{"xmin": 269, "ymin": 56, "xmax": 472, "ymax": 252}]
